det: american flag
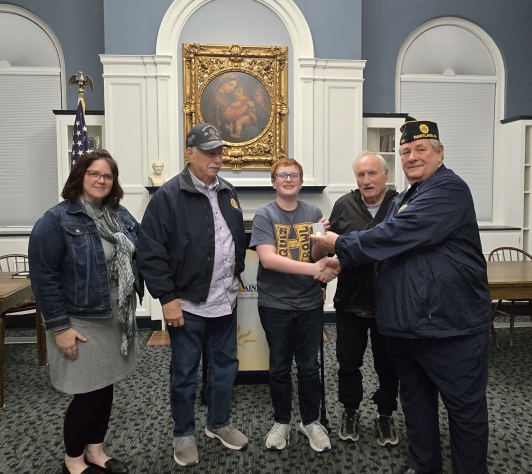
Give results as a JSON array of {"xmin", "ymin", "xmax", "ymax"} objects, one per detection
[{"xmin": 71, "ymin": 99, "xmax": 89, "ymax": 168}]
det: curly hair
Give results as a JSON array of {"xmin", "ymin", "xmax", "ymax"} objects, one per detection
[
  {"xmin": 270, "ymin": 158, "xmax": 304, "ymax": 180},
  {"xmin": 61, "ymin": 150, "xmax": 124, "ymax": 209}
]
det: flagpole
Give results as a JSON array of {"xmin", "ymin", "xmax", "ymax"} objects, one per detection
[{"xmin": 68, "ymin": 72, "xmax": 93, "ymax": 168}]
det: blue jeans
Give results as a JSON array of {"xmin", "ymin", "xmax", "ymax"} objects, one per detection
[
  {"xmin": 168, "ymin": 308, "xmax": 238, "ymax": 437},
  {"xmin": 258, "ymin": 305, "xmax": 324, "ymax": 425}
]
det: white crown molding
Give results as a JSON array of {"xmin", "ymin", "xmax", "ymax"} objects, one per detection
[{"xmin": 156, "ymin": 0, "xmax": 313, "ymax": 57}]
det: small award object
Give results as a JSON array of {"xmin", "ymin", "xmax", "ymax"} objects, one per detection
[{"xmin": 312, "ymin": 223, "xmax": 325, "ymax": 236}]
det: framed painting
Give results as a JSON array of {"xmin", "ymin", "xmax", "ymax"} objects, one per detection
[{"xmin": 183, "ymin": 43, "xmax": 288, "ymax": 170}]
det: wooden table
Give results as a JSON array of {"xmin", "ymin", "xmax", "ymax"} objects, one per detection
[
  {"xmin": 0, "ymin": 272, "xmax": 47, "ymax": 408},
  {"xmin": 487, "ymin": 260, "xmax": 532, "ymax": 346},
  {"xmin": 487, "ymin": 261, "xmax": 532, "ymax": 300}
]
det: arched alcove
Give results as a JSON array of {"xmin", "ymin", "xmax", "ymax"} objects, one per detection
[
  {"xmin": 396, "ymin": 17, "xmax": 505, "ymax": 223},
  {"xmin": 0, "ymin": 5, "xmax": 65, "ymax": 227},
  {"xmin": 154, "ymin": 0, "xmax": 315, "ymax": 177}
]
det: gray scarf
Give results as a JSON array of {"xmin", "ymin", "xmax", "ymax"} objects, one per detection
[{"xmin": 80, "ymin": 198, "xmax": 137, "ymax": 355}]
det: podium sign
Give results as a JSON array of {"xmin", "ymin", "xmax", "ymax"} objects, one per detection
[{"xmin": 236, "ymin": 249, "xmax": 269, "ymax": 370}]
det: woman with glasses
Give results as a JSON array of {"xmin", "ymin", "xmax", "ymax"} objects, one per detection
[{"xmin": 29, "ymin": 150, "xmax": 143, "ymax": 474}]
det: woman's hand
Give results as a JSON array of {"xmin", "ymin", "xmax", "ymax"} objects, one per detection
[{"xmin": 55, "ymin": 328, "xmax": 87, "ymax": 361}]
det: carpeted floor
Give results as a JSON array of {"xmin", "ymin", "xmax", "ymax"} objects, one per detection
[{"xmin": 1, "ymin": 323, "xmax": 532, "ymax": 473}]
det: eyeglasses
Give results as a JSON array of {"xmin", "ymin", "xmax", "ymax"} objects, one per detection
[
  {"xmin": 275, "ymin": 172, "xmax": 301, "ymax": 180},
  {"xmin": 85, "ymin": 170, "xmax": 115, "ymax": 182}
]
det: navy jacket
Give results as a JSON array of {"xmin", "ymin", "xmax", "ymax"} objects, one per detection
[
  {"xmin": 28, "ymin": 199, "xmax": 142, "ymax": 332},
  {"xmin": 137, "ymin": 166, "xmax": 246, "ymax": 306},
  {"xmin": 335, "ymin": 165, "xmax": 491, "ymax": 338}
]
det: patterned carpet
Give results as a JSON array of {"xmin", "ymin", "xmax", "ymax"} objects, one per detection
[{"xmin": 1, "ymin": 323, "xmax": 531, "ymax": 473}]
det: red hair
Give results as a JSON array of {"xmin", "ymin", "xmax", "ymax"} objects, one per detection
[{"xmin": 270, "ymin": 158, "xmax": 303, "ymax": 180}]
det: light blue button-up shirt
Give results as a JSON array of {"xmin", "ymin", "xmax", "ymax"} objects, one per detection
[{"xmin": 178, "ymin": 171, "xmax": 239, "ymax": 317}]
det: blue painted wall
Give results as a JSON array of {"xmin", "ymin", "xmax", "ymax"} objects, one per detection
[
  {"xmin": 293, "ymin": 0, "xmax": 362, "ymax": 59},
  {"xmin": 102, "ymin": 0, "xmax": 362, "ymax": 59},
  {"xmin": 5, "ymin": 0, "xmax": 105, "ymax": 110},
  {"xmin": 102, "ymin": 0, "xmax": 172, "ymax": 55},
  {"xmin": 361, "ymin": 0, "xmax": 532, "ymax": 117},
  {"xmin": 8, "ymin": 0, "xmax": 531, "ymax": 117}
]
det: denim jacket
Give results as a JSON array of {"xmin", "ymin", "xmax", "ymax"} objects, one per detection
[{"xmin": 28, "ymin": 199, "xmax": 143, "ymax": 332}]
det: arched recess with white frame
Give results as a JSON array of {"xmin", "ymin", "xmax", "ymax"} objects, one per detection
[
  {"xmin": 0, "ymin": 4, "xmax": 66, "ymax": 233},
  {"xmin": 396, "ymin": 17, "xmax": 505, "ymax": 225},
  {"xmin": 154, "ymin": 0, "xmax": 316, "ymax": 182}
]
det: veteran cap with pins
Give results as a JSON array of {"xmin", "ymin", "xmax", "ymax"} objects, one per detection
[
  {"xmin": 186, "ymin": 123, "xmax": 227, "ymax": 150},
  {"xmin": 400, "ymin": 119, "xmax": 439, "ymax": 145}
]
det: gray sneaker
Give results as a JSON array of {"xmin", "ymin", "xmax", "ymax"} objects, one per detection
[
  {"xmin": 374, "ymin": 415, "xmax": 399, "ymax": 447},
  {"xmin": 205, "ymin": 424, "xmax": 248, "ymax": 450},
  {"xmin": 173, "ymin": 435, "xmax": 199, "ymax": 466},
  {"xmin": 299, "ymin": 421, "xmax": 331, "ymax": 452},
  {"xmin": 339, "ymin": 409, "xmax": 360, "ymax": 442}
]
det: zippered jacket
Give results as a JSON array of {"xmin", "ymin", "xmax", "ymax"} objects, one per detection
[
  {"xmin": 335, "ymin": 165, "xmax": 491, "ymax": 338},
  {"xmin": 137, "ymin": 166, "xmax": 246, "ymax": 306}
]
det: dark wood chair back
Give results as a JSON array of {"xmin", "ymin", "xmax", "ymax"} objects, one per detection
[{"xmin": 487, "ymin": 247, "xmax": 532, "ymax": 347}]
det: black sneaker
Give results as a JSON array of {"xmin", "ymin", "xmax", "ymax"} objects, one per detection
[
  {"xmin": 339, "ymin": 408, "xmax": 360, "ymax": 442},
  {"xmin": 374, "ymin": 414, "xmax": 399, "ymax": 446}
]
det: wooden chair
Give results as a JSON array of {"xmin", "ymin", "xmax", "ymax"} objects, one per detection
[
  {"xmin": 0, "ymin": 255, "xmax": 35, "ymax": 316},
  {"xmin": 488, "ymin": 247, "xmax": 532, "ymax": 346},
  {"xmin": 0, "ymin": 254, "xmax": 46, "ymax": 365}
]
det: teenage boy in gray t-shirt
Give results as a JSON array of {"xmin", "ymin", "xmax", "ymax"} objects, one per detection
[{"xmin": 250, "ymin": 158, "xmax": 338, "ymax": 453}]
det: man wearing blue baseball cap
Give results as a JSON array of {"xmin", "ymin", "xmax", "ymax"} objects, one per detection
[
  {"xmin": 312, "ymin": 119, "xmax": 491, "ymax": 474},
  {"xmin": 137, "ymin": 123, "xmax": 248, "ymax": 466}
]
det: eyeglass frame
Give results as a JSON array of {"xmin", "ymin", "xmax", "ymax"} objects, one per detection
[
  {"xmin": 275, "ymin": 172, "xmax": 301, "ymax": 180},
  {"xmin": 85, "ymin": 170, "xmax": 115, "ymax": 182}
]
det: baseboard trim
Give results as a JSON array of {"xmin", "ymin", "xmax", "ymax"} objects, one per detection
[{"xmin": 136, "ymin": 316, "xmax": 162, "ymax": 331}]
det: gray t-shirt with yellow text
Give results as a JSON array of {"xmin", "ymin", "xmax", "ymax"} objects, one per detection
[{"xmin": 250, "ymin": 200, "xmax": 324, "ymax": 310}]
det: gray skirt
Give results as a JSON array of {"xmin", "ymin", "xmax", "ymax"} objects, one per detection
[{"xmin": 46, "ymin": 286, "xmax": 138, "ymax": 394}]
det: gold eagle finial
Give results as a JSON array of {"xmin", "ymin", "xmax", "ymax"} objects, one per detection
[{"xmin": 68, "ymin": 71, "xmax": 94, "ymax": 99}]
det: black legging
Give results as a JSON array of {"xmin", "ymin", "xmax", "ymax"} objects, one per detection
[{"xmin": 64, "ymin": 384, "xmax": 114, "ymax": 457}]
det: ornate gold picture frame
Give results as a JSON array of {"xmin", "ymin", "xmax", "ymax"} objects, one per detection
[{"xmin": 183, "ymin": 43, "xmax": 288, "ymax": 170}]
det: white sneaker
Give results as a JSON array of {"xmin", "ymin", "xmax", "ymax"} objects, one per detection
[
  {"xmin": 299, "ymin": 421, "xmax": 331, "ymax": 452},
  {"xmin": 265, "ymin": 422, "xmax": 290, "ymax": 450}
]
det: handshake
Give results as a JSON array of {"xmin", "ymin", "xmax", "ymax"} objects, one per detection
[
  {"xmin": 311, "ymin": 230, "xmax": 342, "ymax": 283},
  {"xmin": 313, "ymin": 255, "xmax": 342, "ymax": 283}
]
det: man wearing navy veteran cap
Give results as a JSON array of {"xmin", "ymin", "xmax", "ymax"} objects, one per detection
[
  {"xmin": 311, "ymin": 119, "xmax": 491, "ymax": 474},
  {"xmin": 137, "ymin": 123, "xmax": 248, "ymax": 466}
]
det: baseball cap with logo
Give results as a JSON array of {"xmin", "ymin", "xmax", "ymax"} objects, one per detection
[{"xmin": 186, "ymin": 123, "xmax": 226, "ymax": 150}]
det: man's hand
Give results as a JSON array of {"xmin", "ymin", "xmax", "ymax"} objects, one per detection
[
  {"xmin": 163, "ymin": 299, "xmax": 184, "ymax": 328},
  {"xmin": 318, "ymin": 256, "xmax": 342, "ymax": 274},
  {"xmin": 311, "ymin": 231, "xmax": 339, "ymax": 254},
  {"xmin": 55, "ymin": 328, "xmax": 87, "ymax": 361},
  {"xmin": 313, "ymin": 256, "xmax": 341, "ymax": 282},
  {"xmin": 318, "ymin": 217, "xmax": 331, "ymax": 232}
]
